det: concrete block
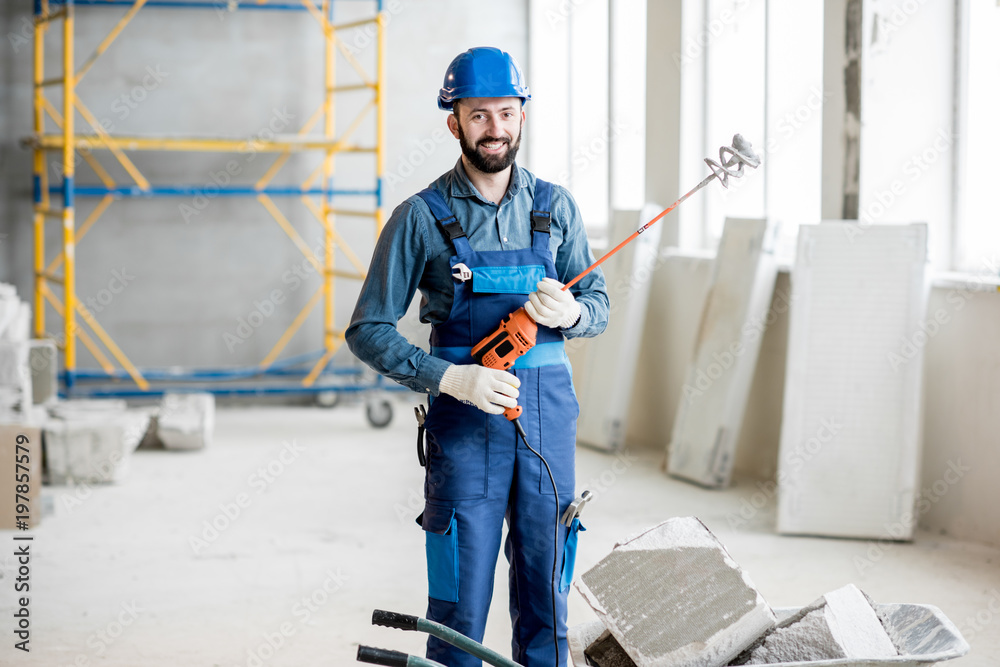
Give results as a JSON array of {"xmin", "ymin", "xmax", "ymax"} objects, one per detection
[
  {"xmin": 43, "ymin": 401, "xmax": 149, "ymax": 484},
  {"xmin": 157, "ymin": 392, "xmax": 215, "ymax": 450},
  {"xmin": 576, "ymin": 517, "xmax": 776, "ymax": 667},
  {"xmin": 28, "ymin": 339, "xmax": 58, "ymax": 405},
  {"xmin": 742, "ymin": 584, "xmax": 897, "ymax": 664}
]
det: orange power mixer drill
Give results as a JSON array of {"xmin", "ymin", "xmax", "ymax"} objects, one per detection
[{"xmin": 471, "ymin": 134, "xmax": 761, "ymax": 421}]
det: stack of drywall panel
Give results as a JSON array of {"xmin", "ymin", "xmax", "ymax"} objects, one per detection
[
  {"xmin": 667, "ymin": 218, "xmax": 777, "ymax": 487},
  {"xmin": 574, "ymin": 204, "xmax": 662, "ymax": 452},
  {"xmin": 777, "ymin": 223, "xmax": 928, "ymax": 539}
]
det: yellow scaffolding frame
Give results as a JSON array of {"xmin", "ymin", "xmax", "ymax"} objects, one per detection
[{"xmin": 29, "ymin": 0, "xmax": 386, "ymax": 393}]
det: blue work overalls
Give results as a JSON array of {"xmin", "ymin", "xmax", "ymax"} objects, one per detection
[{"xmin": 416, "ymin": 180, "xmax": 584, "ymax": 666}]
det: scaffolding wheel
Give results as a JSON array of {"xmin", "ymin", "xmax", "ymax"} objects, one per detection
[
  {"xmin": 366, "ymin": 398, "xmax": 393, "ymax": 428},
  {"xmin": 316, "ymin": 390, "xmax": 340, "ymax": 409}
]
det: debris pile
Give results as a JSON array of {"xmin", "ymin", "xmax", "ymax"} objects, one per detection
[
  {"xmin": 573, "ymin": 518, "xmax": 904, "ymax": 667},
  {"xmin": 576, "ymin": 517, "xmax": 777, "ymax": 667},
  {"xmin": 735, "ymin": 585, "xmax": 896, "ymax": 665}
]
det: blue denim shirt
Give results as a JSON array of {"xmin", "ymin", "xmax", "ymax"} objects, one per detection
[{"xmin": 346, "ymin": 159, "xmax": 609, "ymax": 395}]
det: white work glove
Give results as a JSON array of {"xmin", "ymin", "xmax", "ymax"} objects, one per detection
[
  {"xmin": 524, "ymin": 277, "xmax": 581, "ymax": 329},
  {"xmin": 439, "ymin": 364, "xmax": 521, "ymax": 415}
]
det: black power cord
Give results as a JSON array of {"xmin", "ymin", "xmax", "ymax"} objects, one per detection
[{"xmin": 511, "ymin": 417, "xmax": 561, "ymax": 667}]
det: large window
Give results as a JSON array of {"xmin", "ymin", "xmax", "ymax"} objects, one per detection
[
  {"xmin": 681, "ymin": 0, "xmax": 823, "ymax": 256},
  {"xmin": 956, "ymin": 0, "xmax": 1000, "ymax": 273},
  {"xmin": 528, "ymin": 0, "xmax": 646, "ymax": 239}
]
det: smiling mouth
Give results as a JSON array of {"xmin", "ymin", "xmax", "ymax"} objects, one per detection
[{"xmin": 478, "ymin": 140, "xmax": 508, "ymax": 153}]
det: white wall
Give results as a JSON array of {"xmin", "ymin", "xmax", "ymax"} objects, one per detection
[{"xmin": 611, "ymin": 254, "xmax": 1000, "ymax": 549}]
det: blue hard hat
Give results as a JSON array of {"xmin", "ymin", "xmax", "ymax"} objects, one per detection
[{"xmin": 438, "ymin": 47, "xmax": 531, "ymax": 111}]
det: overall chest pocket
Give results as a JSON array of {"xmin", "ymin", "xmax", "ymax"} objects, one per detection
[{"xmin": 470, "ymin": 265, "xmax": 546, "ymax": 295}]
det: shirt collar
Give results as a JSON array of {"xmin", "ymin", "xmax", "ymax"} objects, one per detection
[{"xmin": 449, "ymin": 158, "xmax": 524, "ymax": 204}]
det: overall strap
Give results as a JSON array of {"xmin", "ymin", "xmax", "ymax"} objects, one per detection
[
  {"xmin": 530, "ymin": 178, "xmax": 554, "ymax": 251},
  {"xmin": 531, "ymin": 178, "xmax": 553, "ymax": 232},
  {"xmin": 416, "ymin": 187, "xmax": 469, "ymax": 251}
]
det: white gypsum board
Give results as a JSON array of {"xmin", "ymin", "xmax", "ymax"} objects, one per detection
[
  {"xmin": 667, "ymin": 218, "xmax": 777, "ymax": 487},
  {"xmin": 777, "ymin": 222, "xmax": 928, "ymax": 539},
  {"xmin": 574, "ymin": 205, "xmax": 662, "ymax": 452}
]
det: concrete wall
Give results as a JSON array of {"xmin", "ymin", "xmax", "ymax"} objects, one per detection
[
  {"xmin": 617, "ymin": 254, "xmax": 1000, "ymax": 549},
  {"xmin": 0, "ymin": 0, "xmax": 527, "ymax": 368}
]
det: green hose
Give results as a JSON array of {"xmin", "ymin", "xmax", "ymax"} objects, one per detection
[{"xmin": 371, "ymin": 610, "xmax": 522, "ymax": 667}]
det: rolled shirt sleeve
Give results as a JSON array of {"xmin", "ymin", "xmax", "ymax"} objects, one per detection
[{"xmin": 345, "ymin": 200, "xmax": 451, "ymax": 394}]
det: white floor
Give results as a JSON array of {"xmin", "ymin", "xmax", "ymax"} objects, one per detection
[{"xmin": 2, "ymin": 403, "xmax": 996, "ymax": 666}]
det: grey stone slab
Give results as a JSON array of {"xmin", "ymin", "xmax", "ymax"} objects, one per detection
[{"xmin": 576, "ymin": 517, "xmax": 775, "ymax": 667}]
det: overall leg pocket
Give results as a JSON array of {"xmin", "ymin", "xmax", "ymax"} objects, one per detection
[
  {"xmin": 424, "ymin": 396, "xmax": 489, "ymax": 501},
  {"xmin": 420, "ymin": 504, "xmax": 459, "ymax": 603},
  {"xmin": 559, "ymin": 518, "xmax": 586, "ymax": 593}
]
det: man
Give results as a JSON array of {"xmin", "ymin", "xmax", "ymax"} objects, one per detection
[{"xmin": 346, "ymin": 47, "xmax": 608, "ymax": 666}]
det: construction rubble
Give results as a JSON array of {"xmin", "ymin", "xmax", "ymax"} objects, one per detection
[
  {"xmin": 1, "ymin": 282, "xmax": 216, "ymax": 525},
  {"xmin": 570, "ymin": 517, "xmax": 951, "ymax": 667}
]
